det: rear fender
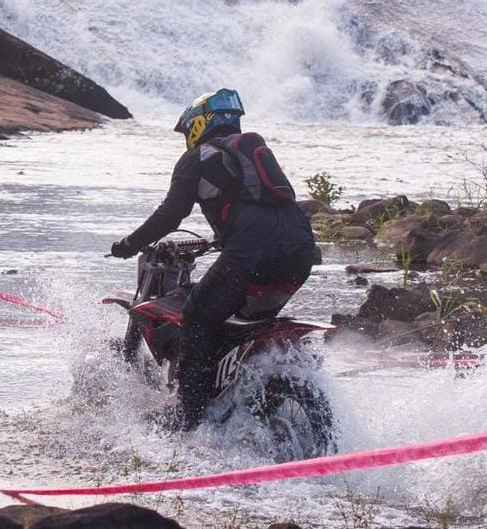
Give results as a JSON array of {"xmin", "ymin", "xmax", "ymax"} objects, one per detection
[
  {"xmin": 210, "ymin": 319, "xmax": 335, "ymax": 399},
  {"xmin": 101, "ymin": 290, "xmax": 135, "ymax": 310}
]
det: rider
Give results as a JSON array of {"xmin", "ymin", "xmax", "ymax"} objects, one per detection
[{"xmin": 111, "ymin": 88, "xmax": 315, "ymax": 430}]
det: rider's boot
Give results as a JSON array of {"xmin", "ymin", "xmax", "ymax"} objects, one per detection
[{"xmin": 177, "ymin": 358, "xmax": 213, "ymax": 431}]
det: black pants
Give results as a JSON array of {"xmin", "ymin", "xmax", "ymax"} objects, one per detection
[{"xmin": 177, "ymin": 243, "xmax": 314, "ymax": 428}]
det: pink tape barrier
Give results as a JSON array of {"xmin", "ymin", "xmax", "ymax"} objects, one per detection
[
  {"xmin": 1, "ymin": 433, "xmax": 485, "ymax": 498},
  {"xmin": 0, "ymin": 292, "xmax": 65, "ymax": 321}
]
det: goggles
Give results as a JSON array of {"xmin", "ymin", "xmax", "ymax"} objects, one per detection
[{"xmin": 174, "ymin": 89, "xmax": 245, "ymax": 132}]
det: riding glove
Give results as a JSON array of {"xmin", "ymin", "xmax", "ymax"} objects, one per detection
[{"xmin": 111, "ymin": 238, "xmax": 137, "ymax": 258}]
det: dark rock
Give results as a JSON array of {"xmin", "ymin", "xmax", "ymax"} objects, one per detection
[
  {"xmin": 452, "ymin": 206, "xmax": 479, "ymax": 217},
  {"xmin": 345, "ymin": 264, "xmax": 398, "ymax": 274},
  {"xmin": 0, "ymin": 513, "xmax": 23, "ymax": 529},
  {"xmin": 469, "ymin": 209, "xmax": 487, "ymax": 235},
  {"xmin": 0, "ymin": 75, "xmax": 102, "ymax": 134},
  {"xmin": 383, "ymin": 80, "xmax": 432, "ymax": 125},
  {"xmin": 436, "ymin": 214, "xmax": 466, "ymax": 230},
  {"xmin": 29, "ymin": 503, "xmax": 184, "ymax": 529},
  {"xmin": 357, "ymin": 198, "xmax": 382, "ymax": 211},
  {"xmin": 268, "ymin": 524, "xmax": 303, "ymax": 529},
  {"xmin": 331, "ymin": 313, "xmax": 379, "ymax": 336},
  {"xmin": 358, "ymin": 284, "xmax": 435, "ymax": 323},
  {"xmin": 0, "ymin": 505, "xmax": 66, "ymax": 528},
  {"xmin": 338, "ymin": 225, "xmax": 374, "ymax": 240},
  {"xmin": 0, "ymin": 28, "xmax": 131, "ymax": 119},
  {"xmin": 378, "ymin": 319, "xmax": 417, "ymax": 344},
  {"xmin": 399, "ymin": 228, "xmax": 441, "ymax": 263},
  {"xmin": 375, "ymin": 31, "xmax": 412, "ymax": 65},
  {"xmin": 352, "ymin": 276, "xmax": 369, "ymax": 286},
  {"xmin": 427, "ymin": 229, "xmax": 487, "ymax": 268},
  {"xmin": 2, "ymin": 269, "xmax": 18, "ymax": 275},
  {"xmin": 351, "ymin": 195, "xmax": 409, "ymax": 224},
  {"xmin": 297, "ymin": 199, "xmax": 334, "ymax": 218},
  {"xmin": 377, "ymin": 215, "xmax": 430, "ymax": 246},
  {"xmin": 415, "ymin": 199, "xmax": 451, "ymax": 217}
]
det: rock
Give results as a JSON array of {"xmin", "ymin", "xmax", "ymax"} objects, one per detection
[
  {"xmin": 351, "ymin": 276, "xmax": 369, "ymax": 286},
  {"xmin": 415, "ymin": 199, "xmax": 451, "ymax": 217},
  {"xmin": 0, "ymin": 75, "xmax": 102, "ymax": 135},
  {"xmin": 452, "ymin": 206, "xmax": 479, "ymax": 218},
  {"xmin": 0, "ymin": 28, "xmax": 131, "ymax": 119},
  {"xmin": 0, "ymin": 513, "xmax": 23, "ymax": 529},
  {"xmin": 0, "ymin": 505, "xmax": 66, "ymax": 528},
  {"xmin": 378, "ymin": 319, "xmax": 417, "ymax": 344},
  {"xmin": 2, "ymin": 269, "xmax": 18, "ymax": 275},
  {"xmin": 268, "ymin": 524, "xmax": 303, "ymax": 529},
  {"xmin": 357, "ymin": 198, "xmax": 382, "ymax": 211},
  {"xmin": 436, "ymin": 214, "xmax": 466, "ymax": 230},
  {"xmin": 29, "ymin": 503, "xmax": 184, "ymax": 529},
  {"xmin": 399, "ymin": 228, "xmax": 441, "ymax": 263},
  {"xmin": 383, "ymin": 80, "xmax": 432, "ymax": 125},
  {"xmin": 358, "ymin": 284, "xmax": 435, "ymax": 323},
  {"xmin": 345, "ymin": 264, "xmax": 399, "ymax": 274},
  {"xmin": 351, "ymin": 195, "xmax": 409, "ymax": 224},
  {"xmin": 377, "ymin": 215, "xmax": 430, "ymax": 246},
  {"xmin": 338, "ymin": 225, "xmax": 374, "ymax": 240},
  {"xmin": 297, "ymin": 199, "xmax": 334, "ymax": 218},
  {"xmin": 331, "ymin": 313, "xmax": 379, "ymax": 336},
  {"xmin": 469, "ymin": 209, "xmax": 487, "ymax": 235},
  {"xmin": 427, "ymin": 229, "xmax": 487, "ymax": 268},
  {"xmin": 375, "ymin": 31, "xmax": 412, "ymax": 65}
]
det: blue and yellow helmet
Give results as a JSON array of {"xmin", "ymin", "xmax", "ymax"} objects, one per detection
[{"xmin": 174, "ymin": 88, "xmax": 245, "ymax": 150}]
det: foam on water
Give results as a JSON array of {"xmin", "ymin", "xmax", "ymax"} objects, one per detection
[{"xmin": 1, "ymin": 0, "xmax": 486, "ymax": 123}]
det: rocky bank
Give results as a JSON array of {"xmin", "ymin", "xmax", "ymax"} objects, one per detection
[{"xmin": 0, "ymin": 28, "xmax": 131, "ymax": 138}]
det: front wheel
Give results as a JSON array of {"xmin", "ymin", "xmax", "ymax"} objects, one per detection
[{"xmin": 253, "ymin": 375, "xmax": 336, "ymax": 462}]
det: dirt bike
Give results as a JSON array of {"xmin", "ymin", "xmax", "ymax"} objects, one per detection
[{"xmin": 103, "ymin": 233, "xmax": 337, "ymax": 461}]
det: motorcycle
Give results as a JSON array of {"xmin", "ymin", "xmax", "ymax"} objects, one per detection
[{"xmin": 103, "ymin": 233, "xmax": 337, "ymax": 461}]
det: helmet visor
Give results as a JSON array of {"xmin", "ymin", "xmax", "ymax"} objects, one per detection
[{"xmin": 174, "ymin": 89, "xmax": 244, "ymax": 133}]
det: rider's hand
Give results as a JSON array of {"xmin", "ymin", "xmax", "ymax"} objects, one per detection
[{"xmin": 111, "ymin": 238, "xmax": 137, "ymax": 259}]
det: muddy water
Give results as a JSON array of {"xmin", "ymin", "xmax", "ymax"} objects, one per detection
[{"xmin": 0, "ymin": 121, "xmax": 486, "ymax": 527}]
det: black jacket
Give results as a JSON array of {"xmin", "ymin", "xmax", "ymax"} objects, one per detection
[{"xmin": 126, "ymin": 135, "xmax": 314, "ymax": 261}]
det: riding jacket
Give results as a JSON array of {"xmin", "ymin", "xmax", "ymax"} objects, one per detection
[{"xmin": 126, "ymin": 133, "xmax": 314, "ymax": 260}]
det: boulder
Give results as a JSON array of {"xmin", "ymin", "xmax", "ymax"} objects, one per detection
[
  {"xmin": 351, "ymin": 195, "xmax": 409, "ymax": 224},
  {"xmin": 345, "ymin": 264, "xmax": 399, "ymax": 274},
  {"xmin": 338, "ymin": 225, "xmax": 374, "ymax": 241},
  {"xmin": 415, "ymin": 199, "xmax": 451, "ymax": 217},
  {"xmin": 426, "ymin": 229, "xmax": 487, "ymax": 268},
  {"xmin": 29, "ymin": 503, "xmax": 184, "ymax": 529},
  {"xmin": 331, "ymin": 313, "xmax": 379, "ymax": 336},
  {"xmin": 358, "ymin": 284, "xmax": 435, "ymax": 322},
  {"xmin": 0, "ymin": 75, "xmax": 102, "ymax": 135},
  {"xmin": 0, "ymin": 513, "xmax": 23, "ymax": 529},
  {"xmin": 436, "ymin": 214, "xmax": 466, "ymax": 230},
  {"xmin": 268, "ymin": 524, "xmax": 303, "ymax": 529},
  {"xmin": 398, "ymin": 228, "xmax": 441, "ymax": 263},
  {"xmin": 383, "ymin": 80, "xmax": 432, "ymax": 125},
  {"xmin": 297, "ymin": 199, "xmax": 334, "ymax": 218},
  {"xmin": 377, "ymin": 319, "xmax": 417, "ymax": 345},
  {"xmin": 452, "ymin": 206, "xmax": 479, "ymax": 218},
  {"xmin": 375, "ymin": 31, "xmax": 412, "ymax": 65},
  {"xmin": 377, "ymin": 215, "xmax": 430, "ymax": 246},
  {"xmin": 0, "ymin": 505, "xmax": 66, "ymax": 528},
  {"xmin": 0, "ymin": 28, "xmax": 131, "ymax": 119}
]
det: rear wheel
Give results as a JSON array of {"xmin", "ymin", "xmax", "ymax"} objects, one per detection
[{"xmin": 253, "ymin": 375, "xmax": 336, "ymax": 462}]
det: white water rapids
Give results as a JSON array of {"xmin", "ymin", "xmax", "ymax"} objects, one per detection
[{"xmin": 1, "ymin": 0, "xmax": 487, "ymax": 527}]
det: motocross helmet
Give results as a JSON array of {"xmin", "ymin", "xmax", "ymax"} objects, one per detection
[{"xmin": 174, "ymin": 88, "xmax": 245, "ymax": 150}]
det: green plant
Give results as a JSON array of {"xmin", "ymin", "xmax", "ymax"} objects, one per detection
[
  {"xmin": 332, "ymin": 485, "xmax": 382, "ymax": 529},
  {"xmin": 305, "ymin": 171, "xmax": 343, "ymax": 205},
  {"xmin": 429, "ymin": 259, "xmax": 466, "ymax": 321},
  {"xmin": 418, "ymin": 497, "xmax": 455, "ymax": 529},
  {"xmin": 398, "ymin": 247, "xmax": 412, "ymax": 288}
]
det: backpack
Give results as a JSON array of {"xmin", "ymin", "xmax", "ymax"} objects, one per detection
[{"xmin": 208, "ymin": 132, "xmax": 296, "ymax": 206}]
